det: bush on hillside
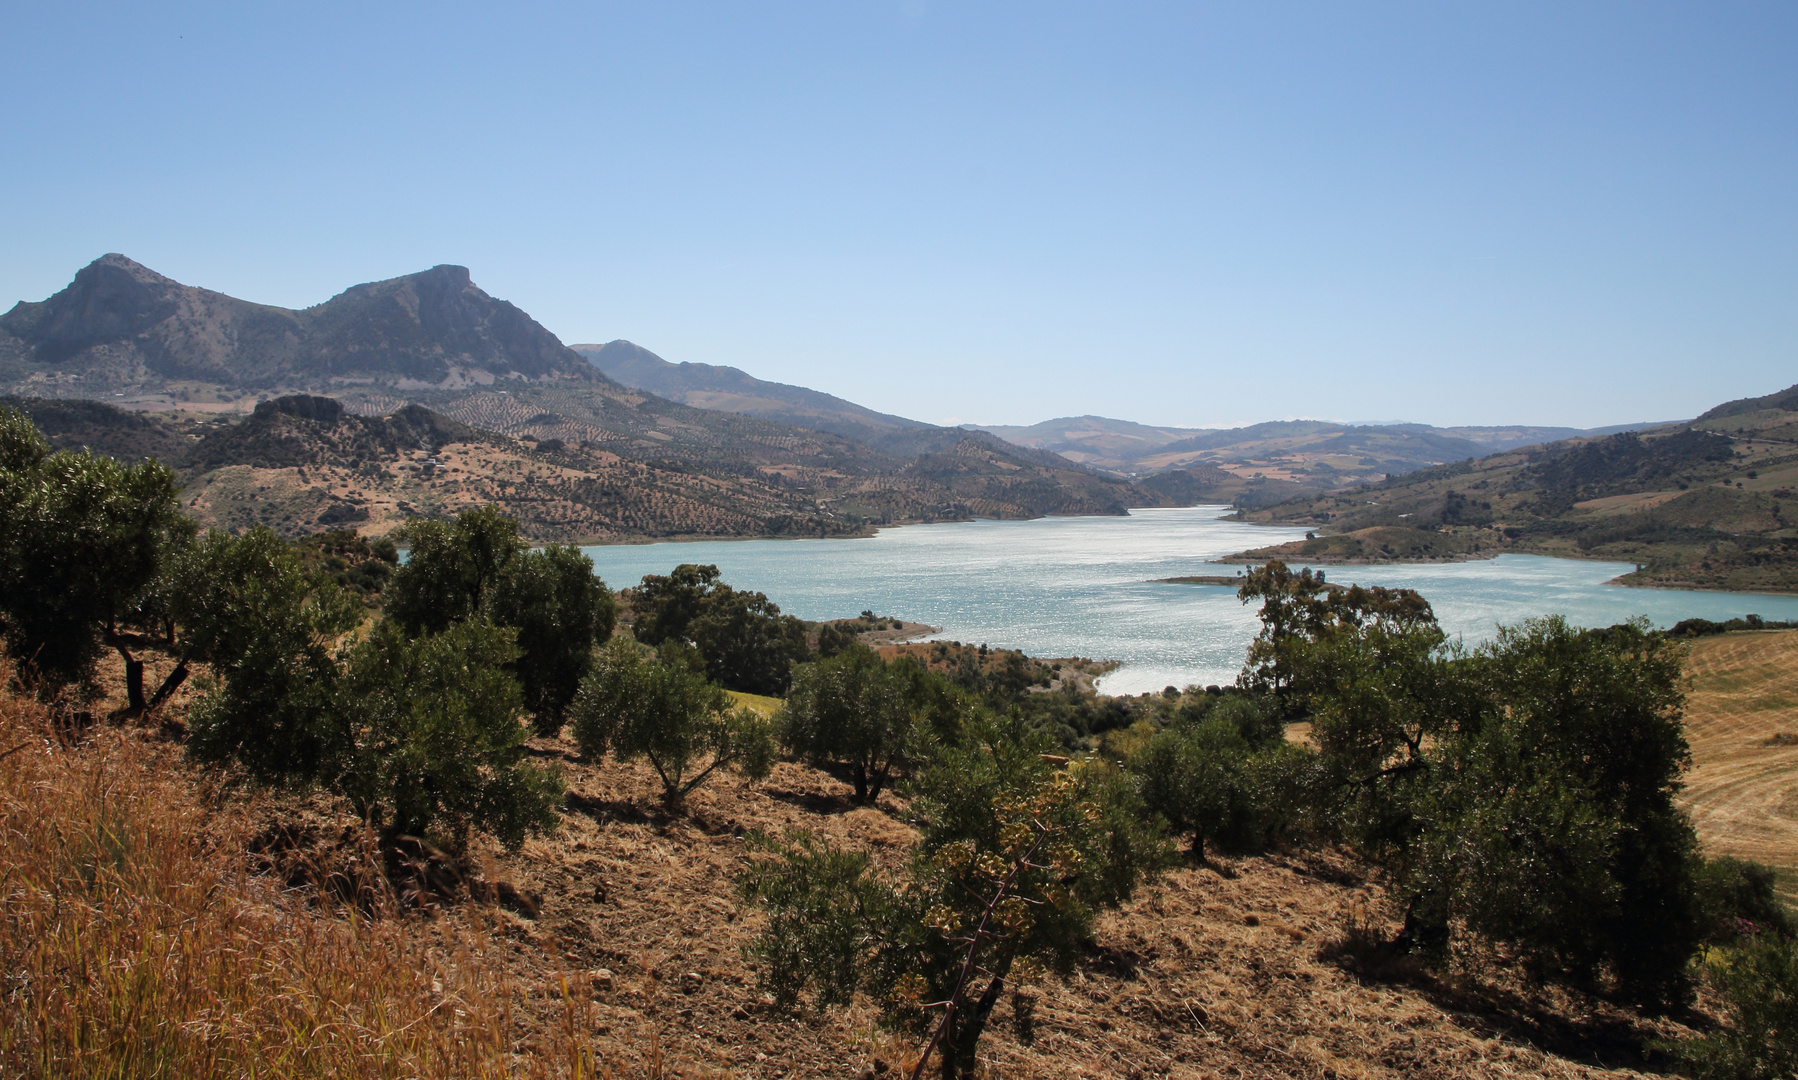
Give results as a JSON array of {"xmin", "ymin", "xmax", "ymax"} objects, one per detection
[
  {"xmin": 571, "ymin": 639, "xmax": 775, "ymax": 806},
  {"xmin": 1413, "ymin": 618, "xmax": 1699, "ymax": 1008},
  {"xmin": 388, "ymin": 507, "xmax": 615, "ymax": 734},
  {"xmin": 340, "ymin": 619, "xmax": 562, "ymax": 849},
  {"xmin": 1669, "ymin": 933, "xmax": 1798, "ymax": 1080},
  {"xmin": 1239, "ymin": 560, "xmax": 1708, "ymax": 1009},
  {"xmin": 630, "ymin": 563, "xmax": 809, "ymax": 695},
  {"xmin": 183, "ymin": 526, "xmax": 560, "ymax": 850},
  {"xmin": 182, "ymin": 527, "xmax": 364, "ymax": 785},
  {"xmin": 0, "ymin": 406, "xmax": 191, "ymax": 699},
  {"xmin": 1131, "ymin": 710, "xmax": 1316, "ymax": 860},
  {"xmin": 780, "ymin": 644, "xmax": 966, "ymax": 802},
  {"xmin": 740, "ymin": 715, "xmax": 1171, "ymax": 1079}
]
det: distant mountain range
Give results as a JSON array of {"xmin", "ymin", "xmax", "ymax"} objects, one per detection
[
  {"xmin": 574, "ymin": 340, "xmax": 929, "ymax": 446},
  {"xmin": 1229, "ymin": 381, "xmax": 1798, "ymax": 593},
  {"xmin": 0, "ymin": 254, "xmax": 595, "ymax": 395},
  {"xmin": 974, "ymin": 415, "xmax": 1676, "ymax": 480},
  {"xmin": 0, "ymin": 256, "xmax": 1163, "ymax": 538},
  {"xmin": 0, "ymin": 253, "xmax": 1715, "ymax": 542}
]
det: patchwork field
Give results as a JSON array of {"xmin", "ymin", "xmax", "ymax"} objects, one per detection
[{"xmin": 1680, "ymin": 629, "xmax": 1798, "ymax": 903}]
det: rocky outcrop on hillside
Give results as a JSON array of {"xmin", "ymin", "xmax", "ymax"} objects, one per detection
[{"xmin": 0, "ymin": 255, "xmax": 601, "ymax": 395}]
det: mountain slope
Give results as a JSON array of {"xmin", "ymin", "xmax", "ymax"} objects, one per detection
[
  {"xmin": 0, "ymin": 255, "xmax": 601, "ymax": 396},
  {"xmin": 977, "ymin": 415, "xmax": 1680, "ymax": 479},
  {"xmin": 1230, "ymin": 389, "xmax": 1798, "ymax": 592},
  {"xmin": 572, "ymin": 340, "xmax": 927, "ymax": 443},
  {"xmin": 1, "ymin": 258, "xmax": 1144, "ymax": 532}
]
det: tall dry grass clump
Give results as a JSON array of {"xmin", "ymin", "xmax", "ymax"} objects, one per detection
[{"xmin": 0, "ymin": 669, "xmax": 603, "ymax": 1080}]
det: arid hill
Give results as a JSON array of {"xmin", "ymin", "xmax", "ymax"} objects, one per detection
[
  {"xmin": 1230, "ymin": 384, "xmax": 1798, "ymax": 592},
  {"xmin": 1, "ymin": 258, "xmax": 1162, "ymax": 533},
  {"xmin": 4, "ymin": 649, "xmax": 1731, "ymax": 1080}
]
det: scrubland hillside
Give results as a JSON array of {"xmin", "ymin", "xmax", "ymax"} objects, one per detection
[
  {"xmin": 1234, "ymin": 385, "xmax": 1798, "ymax": 592},
  {"xmin": 4, "ymin": 655, "xmax": 1749, "ymax": 1080}
]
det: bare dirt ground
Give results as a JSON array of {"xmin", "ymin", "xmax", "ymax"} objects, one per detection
[
  {"xmin": 1680, "ymin": 629, "xmax": 1798, "ymax": 903},
  {"xmin": 464, "ymin": 736, "xmax": 1685, "ymax": 1080}
]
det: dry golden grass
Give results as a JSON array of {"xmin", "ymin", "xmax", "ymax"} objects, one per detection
[
  {"xmin": 1680, "ymin": 629, "xmax": 1798, "ymax": 902},
  {"xmin": 0, "ymin": 666, "xmax": 628, "ymax": 1080}
]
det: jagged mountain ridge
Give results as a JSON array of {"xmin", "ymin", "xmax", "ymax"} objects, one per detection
[
  {"xmin": 0, "ymin": 255, "xmax": 600, "ymax": 394},
  {"xmin": 1, "ymin": 256, "xmax": 1153, "ymax": 530}
]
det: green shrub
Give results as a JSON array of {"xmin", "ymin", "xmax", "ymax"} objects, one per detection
[
  {"xmin": 1132, "ymin": 710, "xmax": 1317, "ymax": 860},
  {"xmin": 388, "ymin": 508, "xmax": 615, "ymax": 734},
  {"xmin": 1696, "ymin": 856, "xmax": 1795, "ymax": 940},
  {"xmin": 571, "ymin": 640, "xmax": 774, "ymax": 806},
  {"xmin": 0, "ymin": 407, "xmax": 190, "ymax": 695},
  {"xmin": 630, "ymin": 564, "xmax": 809, "ymax": 695},
  {"xmin": 182, "ymin": 528, "xmax": 363, "ymax": 785},
  {"xmin": 740, "ymin": 717, "xmax": 1170, "ymax": 1079},
  {"xmin": 340, "ymin": 619, "xmax": 561, "ymax": 849},
  {"xmin": 1406, "ymin": 618, "xmax": 1700, "ymax": 1009},
  {"xmin": 780, "ymin": 645, "xmax": 965, "ymax": 802},
  {"xmin": 1670, "ymin": 933, "xmax": 1798, "ymax": 1080},
  {"xmin": 185, "ymin": 528, "xmax": 558, "ymax": 851}
]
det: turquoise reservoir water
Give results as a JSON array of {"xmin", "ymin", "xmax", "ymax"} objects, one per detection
[{"xmin": 580, "ymin": 507, "xmax": 1798, "ymax": 696}]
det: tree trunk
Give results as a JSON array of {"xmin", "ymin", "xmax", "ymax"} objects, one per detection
[
  {"xmin": 936, "ymin": 940, "xmax": 1019, "ymax": 1080},
  {"xmin": 124, "ymin": 658, "xmax": 146, "ymax": 714},
  {"xmin": 147, "ymin": 663, "xmax": 189, "ymax": 710}
]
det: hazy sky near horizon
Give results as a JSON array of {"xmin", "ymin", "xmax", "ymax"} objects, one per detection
[{"xmin": 2, "ymin": 2, "xmax": 1794, "ymax": 429}]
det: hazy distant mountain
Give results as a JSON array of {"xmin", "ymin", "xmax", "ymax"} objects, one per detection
[
  {"xmin": 572, "ymin": 340, "xmax": 930, "ymax": 444},
  {"xmin": 975, "ymin": 414, "xmax": 1680, "ymax": 481},
  {"xmin": 1230, "ymin": 384, "xmax": 1795, "ymax": 593},
  {"xmin": 0, "ymin": 254, "xmax": 601, "ymax": 396},
  {"xmin": 974, "ymin": 416, "xmax": 1209, "ymax": 469}
]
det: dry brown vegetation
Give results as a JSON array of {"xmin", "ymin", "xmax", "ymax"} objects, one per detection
[
  {"xmin": 10, "ymin": 637, "xmax": 1774, "ymax": 1079},
  {"xmin": 0, "ymin": 660, "xmax": 650, "ymax": 1079},
  {"xmin": 1680, "ymin": 628, "xmax": 1798, "ymax": 904}
]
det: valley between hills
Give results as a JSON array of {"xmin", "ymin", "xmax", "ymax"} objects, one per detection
[{"xmin": 5, "ymin": 252, "xmax": 1797, "ymax": 593}]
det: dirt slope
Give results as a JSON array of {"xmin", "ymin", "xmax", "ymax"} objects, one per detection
[{"xmin": 473, "ymin": 739, "xmax": 1680, "ymax": 1079}]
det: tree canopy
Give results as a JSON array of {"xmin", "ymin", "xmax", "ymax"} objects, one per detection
[
  {"xmin": 0, "ymin": 406, "xmax": 190, "ymax": 698},
  {"xmin": 631, "ymin": 563, "xmax": 809, "ymax": 695},
  {"xmin": 387, "ymin": 506, "xmax": 615, "ymax": 734},
  {"xmin": 779, "ymin": 645, "xmax": 967, "ymax": 802},
  {"xmin": 571, "ymin": 639, "xmax": 775, "ymax": 806}
]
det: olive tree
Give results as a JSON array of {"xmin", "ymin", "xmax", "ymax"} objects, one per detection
[
  {"xmin": 1406, "ymin": 618, "xmax": 1701, "ymax": 1008},
  {"xmin": 339, "ymin": 619, "xmax": 562, "ymax": 849},
  {"xmin": 388, "ymin": 507, "xmax": 615, "ymax": 734},
  {"xmin": 181, "ymin": 527, "xmax": 363, "ymax": 784},
  {"xmin": 0, "ymin": 407, "xmax": 191, "ymax": 704},
  {"xmin": 631, "ymin": 563, "xmax": 809, "ymax": 695},
  {"xmin": 571, "ymin": 640, "xmax": 775, "ymax": 806},
  {"xmin": 183, "ymin": 526, "xmax": 559, "ymax": 851},
  {"xmin": 780, "ymin": 645, "xmax": 964, "ymax": 802},
  {"xmin": 739, "ymin": 716, "xmax": 1171, "ymax": 1079}
]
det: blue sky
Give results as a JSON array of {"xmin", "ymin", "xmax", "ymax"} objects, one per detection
[{"xmin": 2, "ymin": 2, "xmax": 1793, "ymax": 428}]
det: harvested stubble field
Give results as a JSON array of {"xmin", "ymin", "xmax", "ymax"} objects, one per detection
[
  {"xmin": 1679, "ymin": 628, "xmax": 1798, "ymax": 903},
  {"xmin": 2, "ymin": 656, "xmax": 1733, "ymax": 1080}
]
